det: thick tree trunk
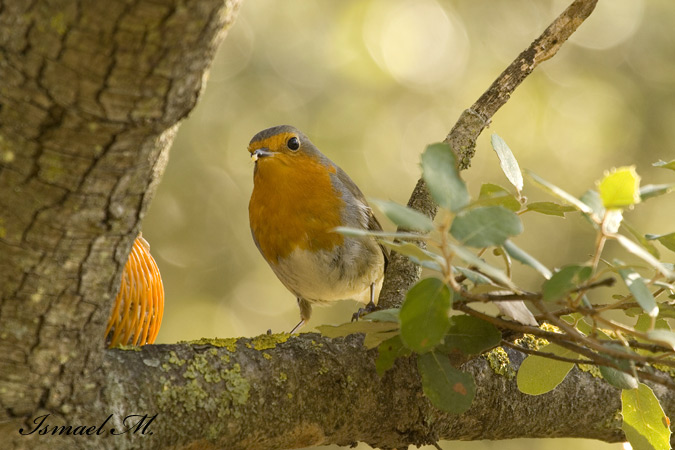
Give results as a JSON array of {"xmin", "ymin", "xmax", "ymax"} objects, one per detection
[{"xmin": 0, "ymin": 1, "xmax": 240, "ymax": 448}]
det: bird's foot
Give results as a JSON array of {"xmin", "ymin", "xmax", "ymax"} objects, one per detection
[{"xmin": 351, "ymin": 300, "xmax": 379, "ymax": 322}]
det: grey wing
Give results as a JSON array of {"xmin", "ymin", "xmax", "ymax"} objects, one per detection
[{"xmin": 333, "ymin": 166, "xmax": 390, "ymax": 270}]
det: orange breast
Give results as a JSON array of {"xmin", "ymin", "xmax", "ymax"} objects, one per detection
[{"xmin": 249, "ymin": 153, "xmax": 344, "ymax": 263}]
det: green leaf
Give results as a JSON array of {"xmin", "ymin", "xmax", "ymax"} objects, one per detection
[
  {"xmin": 653, "ymin": 159, "xmax": 675, "ymax": 171},
  {"xmin": 399, "ymin": 278, "xmax": 451, "ymax": 353},
  {"xmin": 646, "ymin": 329, "xmax": 675, "ymax": 351},
  {"xmin": 579, "ymin": 190, "xmax": 604, "ymax": 229},
  {"xmin": 421, "ymin": 143, "xmax": 469, "ymax": 212},
  {"xmin": 449, "ymin": 243, "xmax": 518, "ymax": 291},
  {"xmin": 618, "ymin": 267, "xmax": 658, "ymax": 318},
  {"xmin": 622, "ymin": 383, "xmax": 671, "ymax": 450},
  {"xmin": 635, "ymin": 313, "xmax": 671, "ymax": 333},
  {"xmin": 363, "ymin": 308, "xmax": 399, "ymax": 323},
  {"xmin": 525, "ymin": 170, "xmax": 595, "ymax": 215},
  {"xmin": 364, "ymin": 330, "xmax": 400, "ymax": 349},
  {"xmin": 615, "ymin": 234, "xmax": 674, "ymax": 279},
  {"xmin": 542, "ymin": 265, "xmax": 592, "ymax": 302},
  {"xmin": 376, "ymin": 335, "xmax": 411, "ymax": 376},
  {"xmin": 645, "ymin": 232, "xmax": 675, "ymax": 253},
  {"xmin": 418, "ymin": 352, "xmax": 476, "ymax": 414},
  {"xmin": 524, "ymin": 201, "xmax": 576, "ymax": 217},
  {"xmin": 380, "ymin": 240, "xmax": 443, "ymax": 272},
  {"xmin": 491, "ymin": 134, "xmax": 524, "ymax": 193},
  {"xmin": 472, "ymin": 183, "xmax": 521, "ymax": 211},
  {"xmin": 598, "ymin": 343, "xmax": 638, "ymax": 390},
  {"xmin": 600, "ymin": 365, "xmax": 638, "ymax": 390},
  {"xmin": 450, "ymin": 206, "xmax": 523, "ymax": 248},
  {"xmin": 453, "ymin": 266, "xmax": 495, "ymax": 286},
  {"xmin": 503, "ymin": 240, "xmax": 552, "ymax": 279},
  {"xmin": 317, "ymin": 321, "xmax": 399, "ymax": 339},
  {"xmin": 440, "ymin": 315, "xmax": 501, "ymax": 355},
  {"xmin": 640, "ymin": 183, "xmax": 675, "ymax": 201},
  {"xmin": 517, "ymin": 344, "xmax": 576, "ymax": 395},
  {"xmin": 598, "ymin": 166, "xmax": 641, "ymax": 209},
  {"xmin": 370, "ymin": 199, "xmax": 434, "ymax": 232},
  {"xmin": 623, "ymin": 222, "xmax": 660, "ymax": 258}
]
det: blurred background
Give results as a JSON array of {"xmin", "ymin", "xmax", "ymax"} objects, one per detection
[{"xmin": 143, "ymin": 0, "xmax": 673, "ymax": 448}]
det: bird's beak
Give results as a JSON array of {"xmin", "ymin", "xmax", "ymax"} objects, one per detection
[{"xmin": 250, "ymin": 148, "xmax": 273, "ymax": 162}]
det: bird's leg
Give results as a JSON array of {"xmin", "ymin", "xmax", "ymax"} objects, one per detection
[
  {"xmin": 289, "ymin": 319, "xmax": 305, "ymax": 334},
  {"xmin": 289, "ymin": 298, "xmax": 312, "ymax": 333},
  {"xmin": 351, "ymin": 283, "xmax": 379, "ymax": 322}
]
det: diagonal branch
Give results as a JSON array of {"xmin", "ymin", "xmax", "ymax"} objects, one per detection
[{"xmin": 378, "ymin": 0, "xmax": 599, "ymax": 309}]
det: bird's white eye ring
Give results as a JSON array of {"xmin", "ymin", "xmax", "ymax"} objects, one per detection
[{"xmin": 287, "ymin": 137, "xmax": 300, "ymax": 151}]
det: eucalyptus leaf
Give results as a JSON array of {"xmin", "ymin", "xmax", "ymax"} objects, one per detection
[
  {"xmin": 645, "ymin": 232, "xmax": 675, "ymax": 253},
  {"xmin": 380, "ymin": 240, "xmax": 444, "ymax": 272},
  {"xmin": 600, "ymin": 365, "xmax": 638, "ymax": 390},
  {"xmin": 623, "ymin": 222, "xmax": 660, "ymax": 258},
  {"xmin": 376, "ymin": 335, "xmax": 411, "ymax": 376},
  {"xmin": 640, "ymin": 183, "xmax": 675, "ymax": 201},
  {"xmin": 524, "ymin": 201, "xmax": 576, "ymax": 217},
  {"xmin": 618, "ymin": 267, "xmax": 658, "ymax": 318},
  {"xmin": 418, "ymin": 352, "xmax": 476, "ymax": 414},
  {"xmin": 653, "ymin": 159, "xmax": 675, "ymax": 171},
  {"xmin": 472, "ymin": 183, "xmax": 521, "ymax": 211},
  {"xmin": 421, "ymin": 143, "xmax": 469, "ymax": 212},
  {"xmin": 646, "ymin": 329, "xmax": 675, "ymax": 351},
  {"xmin": 615, "ymin": 234, "xmax": 674, "ymax": 279},
  {"xmin": 491, "ymin": 134, "xmax": 524, "ymax": 193},
  {"xmin": 317, "ymin": 321, "xmax": 399, "ymax": 339},
  {"xmin": 370, "ymin": 199, "xmax": 434, "ymax": 232},
  {"xmin": 440, "ymin": 315, "xmax": 501, "ymax": 355},
  {"xmin": 525, "ymin": 170, "xmax": 594, "ymax": 215},
  {"xmin": 363, "ymin": 308, "xmax": 400, "ymax": 323},
  {"xmin": 516, "ymin": 344, "xmax": 578, "ymax": 395},
  {"xmin": 503, "ymin": 240, "xmax": 552, "ymax": 279},
  {"xmin": 450, "ymin": 206, "xmax": 523, "ymax": 248},
  {"xmin": 517, "ymin": 344, "xmax": 576, "ymax": 395},
  {"xmin": 622, "ymin": 383, "xmax": 671, "ymax": 450},
  {"xmin": 542, "ymin": 265, "xmax": 592, "ymax": 302},
  {"xmin": 449, "ymin": 244, "xmax": 518, "ymax": 291},
  {"xmin": 399, "ymin": 278, "xmax": 451, "ymax": 353}
]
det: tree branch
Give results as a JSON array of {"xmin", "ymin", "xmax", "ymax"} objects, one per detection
[
  {"xmin": 378, "ymin": 0, "xmax": 599, "ymax": 309},
  {"xmin": 92, "ymin": 335, "xmax": 673, "ymax": 450}
]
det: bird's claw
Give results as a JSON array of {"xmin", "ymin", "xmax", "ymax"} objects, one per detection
[{"xmin": 351, "ymin": 301, "xmax": 378, "ymax": 322}]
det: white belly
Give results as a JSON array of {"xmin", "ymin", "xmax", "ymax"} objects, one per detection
[{"xmin": 270, "ymin": 245, "xmax": 384, "ymax": 305}]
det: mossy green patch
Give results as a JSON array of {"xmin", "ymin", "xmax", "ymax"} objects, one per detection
[
  {"xmin": 112, "ymin": 344, "xmax": 142, "ymax": 351},
  {"xmin": 250, "ymin": 333, "xmax": 290, "ymax": 351},
  {"xmin": 187, "ymin": 337, "xmax": 238, "ymax": 352},
  {"xmin": 50, "ymin": 12, "xmax": 67, "ymax": 35},
  {"xmin": 514, "ymin": 333, "xmax": 549, "ymax": 351},
  {"xmin": 485, "ymin": 347, "xmax": 516, "ymax": 379},
  {"xmin": 577, "ymin": 363, "xmax": 602, "ymax": 378},
  {"xmin": 157, "ymin": 352, "xmax": 250, "ymax": 421},
  {"xmin": 653, "ymin": 363, "xmax": 675, "ymax": 378}
]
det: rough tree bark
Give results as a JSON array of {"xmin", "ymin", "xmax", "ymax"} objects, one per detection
[
  {"xmin": 0, "ymin": 0, "xmax": 241, "ymax": 448},
  {"xmin": 2, "ymin": 1, "xmax": 670, "ymax": 450}
]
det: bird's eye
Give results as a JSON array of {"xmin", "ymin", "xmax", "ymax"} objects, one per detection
[{"xmin": 287, "ymin": 137, "xmax": 300, "ymax": 151}]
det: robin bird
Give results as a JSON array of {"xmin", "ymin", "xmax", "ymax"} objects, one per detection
[{"xmin": 248, "ymin": 125, "xmax": 388, "ymax": 333}]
